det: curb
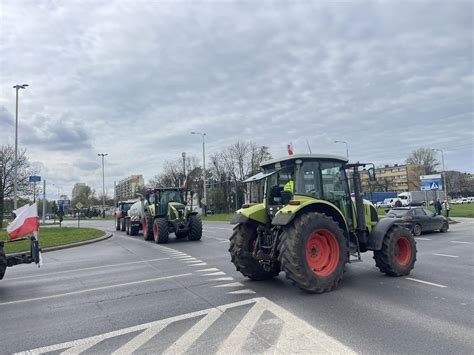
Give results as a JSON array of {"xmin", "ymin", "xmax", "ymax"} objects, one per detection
[{"xmin": 6, "ymin": 233, "xmax": 114, "ymax": 257}]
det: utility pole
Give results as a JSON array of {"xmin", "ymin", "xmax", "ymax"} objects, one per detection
[
  {"xmin": 191, "ymin": 132, "xmax": 207, "ymax": 216},
  {"xmin": 98, "ymin": 153, "xmax": 108, "ymax": 218},
  {"xmin": 42, "ymin": 180, "xmax": 46, "ymax": 224},
  {"xmin": 13, "ymin": 84, "xmax": 28, "ymax": 209}
]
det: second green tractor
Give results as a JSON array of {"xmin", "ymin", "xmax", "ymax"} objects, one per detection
[{"xmin": 141, "ymin": 188, "xmax": 202, "ymax": 244}]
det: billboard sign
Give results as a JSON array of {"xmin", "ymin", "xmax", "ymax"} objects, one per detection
[
  {"xmin": 58, "ymin": 199, "xmax": 71, "ymax": 208},
  {"xmin": 420, "ymin": 174, "xmax": 442, "ymax": 191}
]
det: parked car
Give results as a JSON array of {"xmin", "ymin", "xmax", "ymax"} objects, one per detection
[{"xmin": 384, "ymin": 207, "xmax": 449, "ymax": 236}]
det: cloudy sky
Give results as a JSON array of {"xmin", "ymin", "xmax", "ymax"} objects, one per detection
[{"xmin": 0, "ymin": 0, "xmax": 472, "ymax": 200}]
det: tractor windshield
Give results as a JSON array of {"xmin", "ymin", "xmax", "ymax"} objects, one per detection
[{"xmin": 161, "ymin": 190, "xmax": 184, "ymax": 205}]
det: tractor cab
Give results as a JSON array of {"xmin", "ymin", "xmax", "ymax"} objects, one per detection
[{"xmin": 146, "ymin": 188, "xmax": 186, "ymax": 217}]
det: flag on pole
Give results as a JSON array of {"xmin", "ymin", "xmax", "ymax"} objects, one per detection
[
  {"xmin": 287, "ymin": 143, "xmax": 294, "ymax": 155},
  {"xmin": 6, "ymin": 203, "xmax": 39, "ymax": 241}
]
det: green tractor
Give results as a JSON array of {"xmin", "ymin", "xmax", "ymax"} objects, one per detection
[
  {"xmin": 141, "ymin": 188, "xmax": 202, "ymax": 244},
  {"xmin": 229, "ymin": 154, "xmax": 417, "ymax": 293}
]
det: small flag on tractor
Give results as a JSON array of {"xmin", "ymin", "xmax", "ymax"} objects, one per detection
[
  {"xmin": 287, "ymin": 143, "xmax": 294, "ymax": 156},
  {"xmin": 7, "ymin": 203, "xmax": 39, "ymax": 240}
]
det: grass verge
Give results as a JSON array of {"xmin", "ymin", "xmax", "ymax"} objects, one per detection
[
  {"xmin": 0, "ymin": 227, "xmax": 105, "ymax": 254},
  {"xmin": 202, "ymin": 213, "xmax": 233, "ymax": 222}
]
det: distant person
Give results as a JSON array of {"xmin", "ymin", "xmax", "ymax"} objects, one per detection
[
  {"xmin": 435, "ymin": 200, "xmax": 442, "ymax": 215},
  {"xmin": 445, "ymin": 201, "xmax": 450, "ymax": 218},
  {"xmin": 284, "ymin": 172, "xmax": 294, "ymax": 193}
]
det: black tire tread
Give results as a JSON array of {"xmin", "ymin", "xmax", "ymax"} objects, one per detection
[
  {"xmin": 188, "ymin": 215, "xmax": 202, "ymax": 241},
  {"xmin": 0, "ymin": 248, "xmax": 7, "ymax": 280},
  {"xmin": 143, "ymin": 215, "xmax": 154, "ymax": 241},
  {"xmin": 277, "ymin": 212, "xmax": 347, "ymax": 293},
  {"xmin": 229, "ymin": 223, "xmax": 280, "ymax": 280},
  {"xmin": 373, "ymin": 225, "xmax": 417, "ymax": 276},
  {"xmin": 154, "ymin": 218, "xmax": 169, "ymax": 244}
]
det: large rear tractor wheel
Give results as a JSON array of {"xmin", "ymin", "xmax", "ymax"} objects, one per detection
[
  {"xmin": 143, "ymin": 215, "xmax": 154, "ymax": 241},
  {"xmin": 278, "ymin": 212, "xmax": 347, "ymax": 293},
  {"xmin": 153, "ymin": 218, "xmax": 169, "ymax": 244},
  {"xmin": 0, "ymin": 248, "xmax": 7, "ymax": 280},
  {"xmin": 115, "ymin": 218, "xmax": 120, "ymax": 231},
  {"xmin": 373, "ymin": 226, "xmax": 417, "ymax": 276},
  {"xmin": 187, "ymin": 215, "xmax": 202, "ymax": 241},
  {"xmin": 229, "ymin": 223, "xmax": 280, "ymax": 280}
]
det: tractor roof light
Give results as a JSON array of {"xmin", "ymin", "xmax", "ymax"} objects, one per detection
[
  {"xmin": 288, "ymin": 200, "xmax": 300, "ymax": 206},
  {"xmin": 241, "ymin": 204, "xmax": 250, "ymax": 209}
]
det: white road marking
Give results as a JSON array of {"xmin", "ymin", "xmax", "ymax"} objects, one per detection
[
  {"xmin": 18, "ymin": 297, "xmax": 355, "ymax": 355},
  {"xmin": 432, "ymin": 253, "xmax": 459, "ymax": 258},
  {"xmin": 163, "ymin": 309, "xmax": 222, "ymax": 354},
  {"xmin": 0, "ymin": 273, "xmax": 192, "ymax": 306},
  {"xmin": 415, "ymin": 237, "xmax": 432, "ymax": 241},
  {"xmin": 197, "ymin": 268, "xmax": 219, "ymax": 272},
  {"xmin": 217, "ymin": 300, "xmax": 266, "ymax": 354},
  {"xmin": 227, "ymin": 289, "xmax": 256, "ymax": 295},
  {"xmin": 112, "ymin": 323, "xmax": 169, "ymax": 354},
  {"xmin": 184, "ymin": 260, "xmax": 204, "ymax": 263},
  {"xmin": 450, "ymin": 241, "xmax": 472, "ymax": 244},
  {"xmin": 190, "ymin": 262, "xmax": 207, "ymax": 266},
  {"xmin": 174, "ymin": 256, "xmax": 195, "ymax": 260},
  {"xmin": 202, "ymin": 271, "xmax": 226, "ymax": 276},
  {"xmin": 405, "ymin": 277, "xmax": 448, "ymax": 288},
  {"xmin": 214, "ymin": 282, "xmax": 244, "ymax": 288},
  {"xmin": 4, "ymin": 257, "xmax": 171, "ymax": 281},
  {"xmin": 210, "ymin": 277, "xmax": 234, "ymax": 281}
]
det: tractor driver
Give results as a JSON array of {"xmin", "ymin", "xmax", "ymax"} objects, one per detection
[{"xmin": 284, "ymin": 171, "xmax": 295, "ymax": 193}]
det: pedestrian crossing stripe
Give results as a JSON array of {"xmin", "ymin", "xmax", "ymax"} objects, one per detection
[{"xmin": 16, "ymin": 298, "xmax": 355, "ymax": 354}]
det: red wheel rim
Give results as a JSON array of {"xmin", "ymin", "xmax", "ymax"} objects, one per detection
[
  {"xmin": 394, "ymin": 237, "xmax": 412, "ymax": 266},
  {"xmin": 153, "ymin": 222, "xmax": 159, "ymax": 242},
  {"xmin": 305, "ymin": 229, "xmax": 340, "ymax": 277}
]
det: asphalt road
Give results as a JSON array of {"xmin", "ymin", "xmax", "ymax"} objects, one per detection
[{"xmin": 1, "ymin": 219, "xmax": 473, "ymax": 354}]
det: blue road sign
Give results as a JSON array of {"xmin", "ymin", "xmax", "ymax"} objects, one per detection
[
  {"xmin": 58, "ymin": 199, "xmax": 71, "ymax": 208},
  {"xmin": 420, "ymin": 174, "xmax": 443, "ymax": 191},
  {"xmin": 29, "ymin": 175, "xmax": 41, "ymax": 183}
]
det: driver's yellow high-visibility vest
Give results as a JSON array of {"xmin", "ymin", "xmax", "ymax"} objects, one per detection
[{"xmin": 284, "ymin": 180, "xmax": 294, "ymax": 192}]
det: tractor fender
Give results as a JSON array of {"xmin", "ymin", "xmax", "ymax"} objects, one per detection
[
  {"xmin": 367, "ymin": 218, "xmax": 402, "ymax": 250},
  {"xmin": 272, "ymin": 200, "xmax": 349, "ymax": 235},
  {"xmin": 231, "ymin": 203, "xmax": 266, "ymax": 225}
]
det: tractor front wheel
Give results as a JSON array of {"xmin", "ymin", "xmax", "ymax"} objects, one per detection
[
  {"xmin": 143, "ymin": 215, "xmax": 154, "ymax": 241},
  {"xmin": 120, "ymin": 218, "xmax": 126, "ymax": 231},
  {"xmin": 153, "ymin": 218, "xmax": 169, "ymax": 244},
  {"xmin": 278, "ymin": 212, "xmax": 347, "ymax": 293},
  {"xmin": 115, "ymin": 218, "xmax": 120, "ymax": 231},
  {"xmin": 229, "ymin": 223, "xmax": 280, "ymax": 280},
  {"xmin": 373, "ymin": 226, "xmax": 417, "ymax": 276},
  {"xmin": 0, "ymin": 248, "xmax": 7, "ymax": 280},
  {"xmin": 187, "ymin": 215, "xmax": 202, "ymax": 241}
]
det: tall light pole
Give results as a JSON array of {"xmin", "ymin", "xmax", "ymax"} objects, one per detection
[
  {"xmin": 334, "ymin": 140, "xmax": 349, "ymax": 161},
  {"xmin": 191, "ymin": 132, "xmax": 207, "ymax": 215},
  {"xmin": 12, "ymin": 84, "xmax": 29, "ymax": 209},
  {"xmin": 433, "ymin": 149, "xmax": 448, "ymax": 217},
  {"xmin": 98, "ymin": 153, "xmax": 108, "ymax": 217}
]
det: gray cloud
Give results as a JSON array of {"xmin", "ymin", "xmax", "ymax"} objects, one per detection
[{"xmin": 0, "ymin": 0, "xmax": 472, "ymax": 196}]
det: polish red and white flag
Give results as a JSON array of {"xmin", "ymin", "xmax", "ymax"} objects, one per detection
[
  {"xmin": 7, "ymin": 203, "xmax": 39, "ymax": 241},
  {"xmin": 287, "ymin": 143, "xmax": 294, "ymax": 155}
]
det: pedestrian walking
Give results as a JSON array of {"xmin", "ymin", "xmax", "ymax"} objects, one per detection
[
  {"xmin": 445, "ymin": 200, "xmax": 450, "ymax": 218},
  {"xmin": 435, "ymin": 200, "xmax": 442, "ymax": 215}
]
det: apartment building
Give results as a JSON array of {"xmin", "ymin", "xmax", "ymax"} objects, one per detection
[
  {"xmin": 361, "ymin": 164, "xmax": 425, "ymax": 192},
  {"xmin": 115, "ymin": 175, "xmax": 144, "ymax": 201}
]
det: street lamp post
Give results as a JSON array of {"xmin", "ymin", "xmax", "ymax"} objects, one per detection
[
  {"xmin": 433, "ymin": 149, "xmax": 448, "ymax": 217},
  {"xmin": 191, "ymin": 132, "xmax": 207, "ymax": 216},
  {"xmin": 98, "ymin": 153, "xmax": 108, "ymax": 217},
  {"xmin": 334, "ymin": 140, "xmax": 349, "ymax": 161},
  {"xmin": 12, "ymin": 84, "xmax": 29, "ymax": 209}
]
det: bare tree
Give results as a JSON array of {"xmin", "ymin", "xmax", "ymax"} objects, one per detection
[
  {"xmin": 0, "ymin": 145, "xmax": 38, "ymax": 227},
  {"xmin": 406, "ymin": 148, "xmax": 440, "ymax": 175}
]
